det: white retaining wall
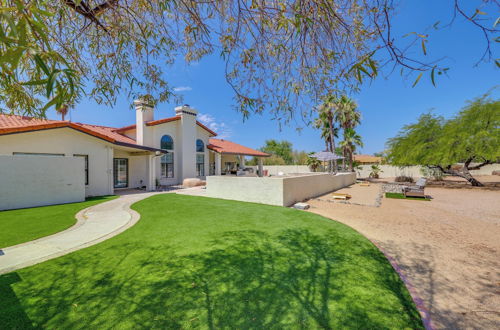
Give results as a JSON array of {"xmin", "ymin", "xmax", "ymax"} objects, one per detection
[
  {"xmin": 206, "ymin": 172, "xmax": 356, "ymax": 207},
  {"xmin": 0, "ymin": 155, "xmax": 85, "ymax": 210}
]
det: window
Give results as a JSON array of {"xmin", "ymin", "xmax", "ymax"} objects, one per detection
[
  {"xmin": 74, "ymin": 154, "xmax": 89, "ymax": 185},
  {"xmin": 160, "ymin": 135, "xmax": 174, "ymax": 178},
  {"xmin": 161, "ymin": 135, "xmax": 174, "ymax": 150},
  {"xmin": 196, "ymin": 154, "xmax": 205, "ymax": 176},
  {"xmin": 196, "ymin": 139, "xmax": 204, "ymax": 152},
  {"xmin": 161, "ymin": 153, "xmax": 174, "ymax": 178}
]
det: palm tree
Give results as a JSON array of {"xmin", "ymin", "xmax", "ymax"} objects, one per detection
[
  {"xmin": 340, "ymin": 128, "xmax": 364, "ymax": 171},
  {"xmin": 315, "ymin": 96, "xmax": 339, "ymax": 173},
  {"xmin": 334, "ymin": 95, "xmax": 361, "ymax": 170},
  {"xmin": 306, "ymin": 153, "xmax": 322, "ymax": 172}
]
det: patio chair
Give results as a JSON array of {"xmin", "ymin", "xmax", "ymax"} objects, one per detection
[{"xmin": 403, "ymin": 178, "xmax": 427, "ymax": 198}]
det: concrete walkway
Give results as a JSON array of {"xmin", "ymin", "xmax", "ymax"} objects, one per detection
[{"xmin": 0, "ymin": 191, "xmax": 163, "ymax": 275}]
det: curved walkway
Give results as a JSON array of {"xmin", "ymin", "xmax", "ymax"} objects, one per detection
[{"xmin": 0, "ymin": 191, "xmax": 163, "ymax": 275}]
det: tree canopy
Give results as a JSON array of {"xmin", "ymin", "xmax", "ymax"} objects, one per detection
[
  {"xmin": 386, "ymin": 92, "xmax": 500, "ymax": 186},
  {"xmin": 260, "ymin": 139, "xmax": 294, "ymax": 165},
  {"xmin": 1, "ymin": 0, "xmax": 498, "ymax": 120}
]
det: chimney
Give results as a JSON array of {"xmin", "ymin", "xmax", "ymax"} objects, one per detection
[
  {"xmin": 175, "ymin": 104, "xmax": 198, "ymax": 179},
  {"xmin": 134, "ymin": 99, "xmax": 154, "ymax": 145}
]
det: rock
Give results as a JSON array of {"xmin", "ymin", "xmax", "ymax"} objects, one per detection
[
  {"xmin": 492, "ymin": 170, "xmax": 500, "ymax": 176},
  {"xmin": 293, "ymin": 202, "xmax": 310, "ymax": 210},
  {"xmin": 183, "ymin": 178, "xmax": 202, "ymax": 188}
]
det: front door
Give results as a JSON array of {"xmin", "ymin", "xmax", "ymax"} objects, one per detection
[{"xmin": 113, "ymin": 158, "xmax": 128, "ymax": 188}]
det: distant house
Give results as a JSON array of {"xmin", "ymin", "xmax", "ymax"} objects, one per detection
[
  {"xmin": 353, "ymin": 154, "xmax": 383, "ymax": 165},
  {"xmin": 0, "ymin": 101, "xmax": 269, "ymax": 209}
]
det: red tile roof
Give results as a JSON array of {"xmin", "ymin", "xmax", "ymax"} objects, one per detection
[
  {"xmin": 115, "ymin": 116, "xmax": 217, "ymax": 136},
  {"xmin": 0, "ymin": 114, "xmax": 261, "ymax": 155},
  {"xmin": 0, "ymin": 114, "xmax": 164, "ymax": 153},
  {"xmin": 208, "ymin": 138, "xmax": 270, "ymax": 157}
]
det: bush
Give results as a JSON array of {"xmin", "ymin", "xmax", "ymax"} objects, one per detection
[
  {"xmin": 420, "ymin": 167, "xmax": 444, "ymax": 181},
  {"xmin": 395, "ymin": 175, "xmax": 414, "ymax": 183}
]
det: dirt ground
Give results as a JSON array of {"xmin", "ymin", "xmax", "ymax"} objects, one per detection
[{"xmin": 307, "ymin": 183, "xmax": 500, "ymax": 329}]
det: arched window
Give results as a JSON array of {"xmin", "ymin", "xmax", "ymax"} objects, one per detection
[
  {"xmin": 161, "ymin": 135, "xmax": 174, "ymax": 150},
  {"xmin": 160, "ymin": 135, "xmax": 174, "ymax": 178},
  {"xmin": 196, "ymin": 139, "xmax": 204, "ymax": 152},
  {"xmin": 196, "ymin": 139, "xmax": 205, "ymax": 176}
]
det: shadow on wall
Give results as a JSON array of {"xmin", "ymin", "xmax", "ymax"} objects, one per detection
[{"xmin": 0, "ymin": 229, "xmax": 423, "ymax": 329}]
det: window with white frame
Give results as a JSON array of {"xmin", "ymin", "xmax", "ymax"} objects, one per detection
[
  {"xmin": 160, "ymin": 135, "xmax": 174, "ymax": 178},
  {"xmin": 196, "ymin": 154, "xmax": 205, "ymax": 176},
  {"xmin": 196, "ymin": 139, "xmax": 205, "ymax": 176}
]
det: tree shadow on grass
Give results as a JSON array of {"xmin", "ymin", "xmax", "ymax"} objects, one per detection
[{"xmin": 0, "ymin": 229, "xmax": 423, "ymax": 329}]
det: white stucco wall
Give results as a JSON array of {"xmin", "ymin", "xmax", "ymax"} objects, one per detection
[
  {"xmin": 0, "ymin": 155, "xmax": 85, "ymax": 210},
  {"xmin": 282, "ymin": 172, "xmax": 356, "ymax": 206},
  {"xmin": 0, "ymin": 128, "xmax": 114, "ymax": 196},
  {"xmin": 206, "ymin": 172, "xmax": 356, "ymax": 206},
  {"xmin": 355, "ymin": 164, "xmax": 500, "ymax": 178}
]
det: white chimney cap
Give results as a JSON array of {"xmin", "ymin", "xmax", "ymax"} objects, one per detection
[{"xmin": 175, "ymin": 105, "xmax": 198, "ymax": 116}]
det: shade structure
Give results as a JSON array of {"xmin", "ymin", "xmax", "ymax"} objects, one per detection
[{"xmin": 311, "ymin": 151, "xmax": 344, "ymax": 161}]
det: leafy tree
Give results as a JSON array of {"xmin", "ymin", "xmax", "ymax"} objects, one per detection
[
  {"xmin": 262, "ymin": 155, "xmax": 287, "ymax": 166},
  {"xmin": 386, "ymin": 93, "xmax": 500, "ymax": 186},
  {"xmin": 292, "ymin": 150, "xmax": 309, "ymax": 165},
  {"xmin": 260, "ymin": 140, "xmax": 293, "ymax": 165},
  {"xmin": 1, "ymin": 0, "xmax": 496, "ymax": 118}
]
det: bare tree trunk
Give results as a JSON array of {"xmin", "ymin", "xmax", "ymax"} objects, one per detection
[
  {"xmin": 342, "ymin": 148, "xmax": 346, "ymax": 170},
  {"xmin": 432, "ymin": 161, "xmax": 485, "ymax": 187},
  {"xmin": 348, "ymin": 146, "xmax": 354, "ymax": 172},
  {"xmin": 328, "ymin": 115, "xmax": 337, "ymax": 174}
]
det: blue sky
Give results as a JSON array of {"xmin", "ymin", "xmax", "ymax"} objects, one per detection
[{"xmin": 47, "ymin": 0, "xmax": 499, "ymax": 154}]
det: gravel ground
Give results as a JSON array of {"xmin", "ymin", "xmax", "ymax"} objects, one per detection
[{"xmin": 307, "ymin": 185, "xmax": 500, "ymax": 329}]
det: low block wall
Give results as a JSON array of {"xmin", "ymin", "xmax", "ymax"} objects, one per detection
[
  {"xmin": 206, "ymin": 172, "xmax": 356, "ymax": 207},
  {"xmin": 356, "ymin": 164, "xmax": 500, "ymax": 179},
  {"xmin": 0, "ymin": 155, "xmax": 85, "ymax": 210}
]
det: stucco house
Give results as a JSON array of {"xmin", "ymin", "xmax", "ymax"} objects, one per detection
[{"xmin": 0, "ymin": 101, "xmax": 269, "ymax": 209}]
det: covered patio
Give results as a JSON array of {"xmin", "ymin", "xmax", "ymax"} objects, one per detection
[{"xmin": 207, "ymin": 139, "xmax": 270, "ymax": 177}]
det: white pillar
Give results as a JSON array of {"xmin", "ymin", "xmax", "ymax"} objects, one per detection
[
  {"xmin": 258, "ymin": 158, "xmax": 263, "ymax": 177},
  {"xmin": 146, "ymin": 154, "xmax": 156, "ymax": 191},
  {"xmin": 215, "ymin": 152, "xmax": 222, "ymax": 175},
  {"xmin": 240, "ymin": 155, "xmax": 245, "ymax": 169}
]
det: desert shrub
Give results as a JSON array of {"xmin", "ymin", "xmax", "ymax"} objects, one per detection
[
  {"xmin": 420, "ymin": 167, "xmax": 444, "ymax": 181},
  {"xmin": 395, "ymin": 175, "xmax": 414, "ymax": 183}
]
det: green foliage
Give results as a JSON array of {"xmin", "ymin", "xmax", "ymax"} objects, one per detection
[
  {"xmin": 260, "ymin": 139, "xmax": 294, "ymax": 164},
  {"xmin": 369, "ymin": 164, "xmax": 383, "ymax": 178},
  {"xmin": 387, "ymin": 93, "xmax": 500, "ymax": 167},
  {"xmin": 306, "ymin": 152, "xmax": 322, "ymax": 171},
  {"xmin": 262, "ymin": 155, "xmax": 287, "ymax": 165},
  {"xmin": 1, "ymin": 1, "xmax": 496, "ymax": 118},
  {"xmin": 0, "ymin": 194, "xmax": 423, "ymax": 329},
  {"xmin": 291, "ymin": 150, "xmax": 309, "ymax": 165}
]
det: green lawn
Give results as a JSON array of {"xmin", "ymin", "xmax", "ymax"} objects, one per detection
[
  {"xmin": 0, "ymin": 196, "xmax": 116, "ymax": 248},
  {"xmin": 385, "ymin": 192, "xmax": 430, "ymax": 201},
  {"xmin": 0, "ymin": 194, "xmax": 423, "ymax": 329}
]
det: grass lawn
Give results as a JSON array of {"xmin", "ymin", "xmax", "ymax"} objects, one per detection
[
  {"xmin": 0, "ymin": 196, "xmax": 116, "ymax": 248},
  {"xmin": 385, "ymin": 192, "xmax": 430, "ymax": 201},
  {"xmin": 0, "ymin": 194, "xmax": 423, "ymax": 329}
]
